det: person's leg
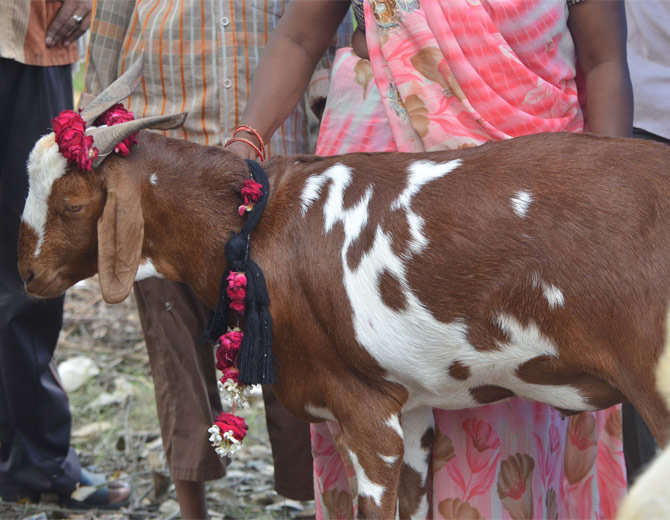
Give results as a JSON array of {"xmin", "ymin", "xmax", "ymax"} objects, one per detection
[
  {"xmin": 0, "ymin": 58, "xmax": 80, "ymax": 496},
  {"xmin": 622, "ymin": 126, "xmax": 666, "ymax": 484},
  {"xmin": 623, "ymin": 402, "xmax": 657, "ymax": 484},
  {"xmin": 134, "ymin": 278, "xmax": 226, "ymax": 519},
  {"xmin": 262, "ymin": 385, "xmax": 314, "ymax": 500}
]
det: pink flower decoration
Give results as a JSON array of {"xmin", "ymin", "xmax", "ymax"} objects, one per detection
[
  {"xmin": 220, "ymin": 366, "xmax": 240, "ymax": 384},
  {"xmin": 462, "ymin": 418, "xmax": 501, "ymax": 473},
  {"xmin": 215, "ymin": 329, "xmax": 244, "ymax": 371},
  {"xmin": 227, "ymin": 271, "xmax": 247, "ymax": 314}
]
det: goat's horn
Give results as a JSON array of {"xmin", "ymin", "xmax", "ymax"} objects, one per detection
[
  {"xmin": 88, "ymin": 113, "xmax": 188, "ymax": 168},
  {"xmin": 79, "ymin": 57, "xmax": 144, "ymax": 125}
]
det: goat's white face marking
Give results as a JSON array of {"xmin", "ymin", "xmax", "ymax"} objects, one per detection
[
  {"xmin": 511, "ymin": 190, "xmax": 533, "ymax": 218},
  {"xmin": 347, "ymin": 449, "xmax": 386, "ymax": 508},
  {"xmin": 301, "ymin": 159, "xmax": 590, "ymax": 412},
  {"xmin": 135, "ymin": 259, "xmax": 164, "ymax": 281},
  {"xmin": 22, "ymin": 134, "xmax": 68, "ymax": 256},
  {"xmin": 305, "ymin": 403, "xmax": 337, "ymax": 422},
  {"xmin": 149, "ymin": 172, "xmax": 158, "ymax": 185}
]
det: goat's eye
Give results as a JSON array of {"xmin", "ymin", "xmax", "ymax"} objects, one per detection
[{"xmin": 65, "ymin": 204, "xmax": 84, "ymax": 213}]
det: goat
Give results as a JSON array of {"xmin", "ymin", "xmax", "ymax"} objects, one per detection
[{"xmin": 16, "ymin": 72, "xmax": 670, "ymax": 518}]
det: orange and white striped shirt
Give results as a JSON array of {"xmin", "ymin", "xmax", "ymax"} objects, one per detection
[{"xmin": 84, "ymin": 0, "xmax": 310, "ymax": 157}]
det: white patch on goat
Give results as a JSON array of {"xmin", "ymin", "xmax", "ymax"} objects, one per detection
[
  {"xmin": 348, "ymin": 449, "xmax": 386, "ymax": 508},
  {"xmin": 530, "ymin": 272, "xmax": 565, "ymax": 309},
  {"xmin": 149, "ymin": 172, "xmax": 158, "ymax": 185},
  {"xmin": 305, "ymin": 158, "xmax": 590, "ymax": 413},
  {"xmin": 135, "ymin": 259, "xmax": 164, "ymax": 281},
  {"xmin": 22, "ymin": 134, "xmax": 68, "ymax": 256},
  {"xmin": 379, "ymin": 454, "xmax": 398, "ymax": 466},
  {"xmin": 542, "ymin": 283, "xmax": 565, "ymax": 309},
  {"xmin": 391, "ymin": 160, "xmax": 461, "ymax": 253},
  {"xmin": 510, "ymin": 190, "xmax": 532, "ymax": 218},
  {"xmin": 385, "ymin": 414, "xmax": 403, "ymax": 439},
  {"xmin": 305, "ymin": 404, "xmax": 337, "ymax": 422}
]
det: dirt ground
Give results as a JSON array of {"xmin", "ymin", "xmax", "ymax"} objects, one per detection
[{"xmin": 0, "ymin": 278, "xmax": 315, "ymax": 520}]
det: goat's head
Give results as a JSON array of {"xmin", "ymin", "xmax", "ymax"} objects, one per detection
[{"xmin": 17, "ymin": 57, "xmax": 186, "ymax": 304}]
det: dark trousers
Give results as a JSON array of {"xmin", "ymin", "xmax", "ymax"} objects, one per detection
[
  {"xmin": 621, "ymin": 127, "xmax": 669, "ymax": 485},
  {"xmin": 0, "ymin": 58, "xmax": 80, "ymax": 494}
]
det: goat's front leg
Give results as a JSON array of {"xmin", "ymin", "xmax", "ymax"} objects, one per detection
[
  {"xmin": 399, "ymin": 407, "xmax": 434, "ymax": 519},
  {"xmin": 339, "ymin": 409, "xmax": 406, "ymax": 518}
]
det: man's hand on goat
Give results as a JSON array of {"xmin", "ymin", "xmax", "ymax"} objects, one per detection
[{"xmin": 46, "ymin": 0, "xmax": 93, "ymax": 48}]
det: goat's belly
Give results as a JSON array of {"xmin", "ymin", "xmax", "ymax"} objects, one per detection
[{"xmin": 354, "ymin": 312, "xmax": 600, "ymax": 413}]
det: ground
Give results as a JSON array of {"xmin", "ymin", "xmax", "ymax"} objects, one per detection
[{"xmin": 0, "ymin": 278, "xmax": 314, "ymax": 520}]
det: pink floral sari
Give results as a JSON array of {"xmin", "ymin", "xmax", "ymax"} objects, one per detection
[{"xmin": 311, "ymin": 1, "xmax": 626, "ymax": 519}]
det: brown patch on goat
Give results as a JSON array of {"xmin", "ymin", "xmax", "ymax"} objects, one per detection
[
  {"xmin": 470, "ymin": 385, "xmax": 516, "ymax": 404},
  {"xmin": 448, "ymin": 360, "xmax": 471, "ymax": 380},
  {"xmin": 378, "ymin": 270, "xmax": 407, "ymax": 311},
  {"xmin": 399, "ymin": 463, "xmax": 424, "ymax": 519},
  {"xmin": 516, "ymin": 355, "xmax": 625, "ymax": 409}
]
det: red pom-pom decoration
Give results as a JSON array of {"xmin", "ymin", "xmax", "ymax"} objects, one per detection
[{"xmin": 52, "ymin": 110, "xmax": 98, "ymax": 171}]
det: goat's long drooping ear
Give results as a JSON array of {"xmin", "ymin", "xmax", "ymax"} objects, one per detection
[
  {"xmin": 80, "ymin": 57, "xmax": 144, "ymax": 125},
  {"xmin": 97, "ymin": 169, "xmax": 144, "ymax": 304},
  {"xmin": 88, "ymin": 113, "xmax": 188, "ymax": 168}
]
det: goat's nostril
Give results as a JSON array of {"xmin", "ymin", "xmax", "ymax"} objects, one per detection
[{"xmin": 24, "ymin": 270, "xmax": 35, "ymax": 284}]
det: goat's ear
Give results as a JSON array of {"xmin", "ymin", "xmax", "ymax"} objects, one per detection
[{"xmin": 97, "ymin": 169, "xmax": 144, "ymax": 304}]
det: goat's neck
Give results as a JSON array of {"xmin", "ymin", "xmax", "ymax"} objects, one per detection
[{"xmin": 132, "ymin": 134, "xmax": 257, "ymax": 308}]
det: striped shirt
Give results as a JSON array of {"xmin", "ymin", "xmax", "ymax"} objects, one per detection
[
  {"xmin": 84, "ymin": 0, "xmax": 309, "ymax": 156},
  {"xmin": 0, "ymin": 0, "xmax": 78, "ymax": 66}
]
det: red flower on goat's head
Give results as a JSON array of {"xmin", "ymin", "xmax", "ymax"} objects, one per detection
[{"xmin": 52, "ymin": 110, "xmax": 98, "ymax": 171}]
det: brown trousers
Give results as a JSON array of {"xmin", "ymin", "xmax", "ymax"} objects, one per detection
[{"xmin": 134, "ymin": 278, "xmax": 313, "ymax": 499}]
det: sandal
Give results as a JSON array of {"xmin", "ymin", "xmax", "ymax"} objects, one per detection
[{"xmin": 64, "ymin": 468, "xmax": 131, "ymax": 510}]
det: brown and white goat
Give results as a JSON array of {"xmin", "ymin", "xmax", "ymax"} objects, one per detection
[{"xmin": 17, "ymin": 119, "xmax": 670, "ymax": 517}]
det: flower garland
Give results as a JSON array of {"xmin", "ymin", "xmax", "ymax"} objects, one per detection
[
  {"xmin": 51, "ymin": 104, "xmax": 138, "ymax": 171},
  {"xmin": 52, "ymin": 110, "xmax": 98, "ymax": 171},
  {"xmin": 208, "ymin": 178, "xmax": 266, "ymax": 458}
]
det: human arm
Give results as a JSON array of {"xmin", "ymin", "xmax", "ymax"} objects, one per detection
[
  {"xmin": 227, "ymin": 0, "xmax": 350, "ymax": 160},
  {"xmin": 45, "ymin": 0, "xmax": 92, "ymax": 48},
  {"xmin": 568, "ymin": 0, "xmax": 633, "ymax": 137}
]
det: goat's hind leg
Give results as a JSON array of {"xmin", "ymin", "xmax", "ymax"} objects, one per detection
[
  {"xmin": 338, "ymin": 408, "xmax": 406, "ymax": 518},
  {"xmin": 399, "ymin": 407, "xmax": 434, "ymax": 519}
]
